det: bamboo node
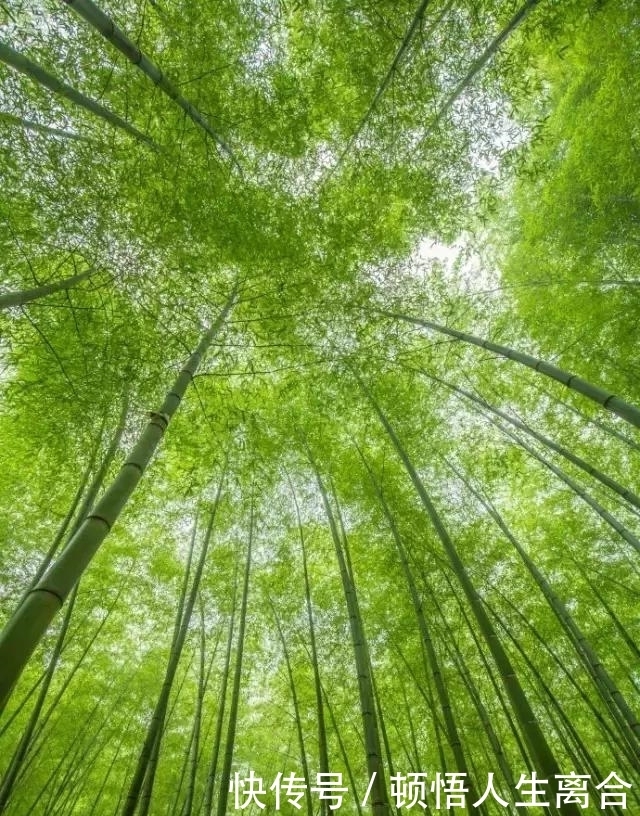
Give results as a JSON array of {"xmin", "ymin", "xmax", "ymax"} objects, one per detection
[
  {"xmin": 87, "ymin": 512, "xmax": 113, "ymax": 531},
  {"xmin": 31, "ymin": 586, "xmax": 65, "ymax": 607}
]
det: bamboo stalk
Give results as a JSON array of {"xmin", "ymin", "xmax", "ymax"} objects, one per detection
[
  {"xmin": 215, "ymin": 503, "xmax": 253, "ymax": 816},
  {"xmin": 358, "ymin": 375, "xmax": 582, "ymax": 816},
  {"xmin": 416, "ymin": 368, "xmax": 640, "ymax": 511},
  {"xmin": 0, "ymin": 285, "xmax": 237, "ymax": 711},
  {"xmin": 0, "ymin": 43, "xmax": 157, "ymax": 149},
  {"xmin": 0, "ymin": 268, "xmax": 97, "ymax": 310},
  {"xmin": 311, "ymin": 459, "xmax": 389, "ymax": 816},
  {"xmin": 62, "ymin": 0, "xmax": 239, "ymax": 168},
  {"xmin": 384, "ymin": 311, "xmax": 640, "ymax": 428}
]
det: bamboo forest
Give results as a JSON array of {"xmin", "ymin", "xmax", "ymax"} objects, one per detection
[{"xmin": 0, "ymin": 0, "xmax": 639, "ymax": 813}]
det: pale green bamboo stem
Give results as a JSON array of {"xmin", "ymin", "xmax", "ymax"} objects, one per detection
[
  {"xmin": 0, "ymin": 43, "xmax": 157, "ymax": 149},
  {"xmin": 447, "ymin": 460, "xmax": 640, "ymax": 756},
  {"xmin": 0, "ymin": 110, "xmax": 90, "ymax": 142},
  {"xmin": 485, "ymin": 592, "xmax": 628, "ymax": 807},
  {"xmin": 289, "ymin": 476, "xmax": 330, "ymax": 815},
  {"xmin": 434, "ymin": 0, "xmax": 541, "ymax": 124},
  {"xmin": 358, "ymin": 375, "xmax": 581, "ymax": 816},
  {"xmin": 311, "ymin": 460, "xmax": 388, "ymax": 816},
  {"xmin": 62, "ymin": 0, "xmax": 238, "ymax": 167},
  {"xmin": 395, "ymin": 643, "xmax": 448, "ymax": 772},
  {"xmin": 443, "ymin": 573, "xmax": 533, "ymax": 773},
  {"xmin": 15, "ymin": 422, "xmax": 104, "ymax": 609},
  {"xmin": 0, "ymin": 286, "xmax": 237, "ymax": 711},
  {"xmin": 434, "ymin": 601, "xmax": 516, "ymax": 796},
  {"xmin": 320, "ymin": 680, "xmax": 364, "ymax": 816},
  {"xmin": 183, "ymin": 601, "xmax": 217, "ymax": 816},
  {"xmin": 215, "ymin": 507, "xmax": 253, "ymax": 816},
  {"xmin": 0, "ymin": 587, "xmax": 79, "ymax": 814},
  {"xmin": 202, "ymin": 581, "xmax": 237, "ymax": 816},
  {"xmin": 128, "ymin": 470, "xmax": 226, "ymax": 816},
  {"xmin": 385, "ymin": 311, "xmax": 640, "ymax": 428},
  {"xmin": 0, "ymin": 268, "xmax": 96, "ymax": 310},
  {"xmin": 494, "ymin": 418, "xmax": 640, "ymax": 554},
  {"xmin": 87, "ymin": 723, "xmax": 131, "ymax": 816},
  {"xmin": 419, "ymin": 369, "xmax": 640, "ymax": 511},
  {"xmin": 0, "ymin": 406, "xmax": 127, "ymax": 811},
  {"xmin": 269, "ymin": 596, "xmax": 313, "ymax": 816},
  {"xmin": 580, "ymin": 572, "xmax": 640, "ymax": 660},
  {"xmin": 356, "ymin": 443, "xmax": 476, "ymax": 795}
]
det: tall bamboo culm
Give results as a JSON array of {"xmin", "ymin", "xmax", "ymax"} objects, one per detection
[{"xmin": 0, "ymin": 286, "xmax": 238, "ymax": 711}]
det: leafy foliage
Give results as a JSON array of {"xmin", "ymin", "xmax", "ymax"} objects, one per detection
[{"xmin": 0, "ymin": 1, "xmax": 638, "ymax": 815}]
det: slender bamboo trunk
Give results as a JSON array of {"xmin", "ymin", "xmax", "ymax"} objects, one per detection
[
  {"xmin": 419, "ymin": 370, "xmax": 640, "ymax": 511},
  {"xmin": 573, "ymin": 564, "xmax": 640, "ymax": 660},
  {"xmin": 136, "ymin": 731, "xmax": 162, "ymax": 816},
  {"xmin": 383, "ymin": 312, "xmax": 640, "ymax": 428},
  {"xmin": 128, "ymin": 535, "xmax": 197, "ymax": 816},
  {"xmin": 321, "ymin": 681, "xmax": 364, "ymax": 816},
  {"xmin": 201, "ymin": 577, "xmax": 237, "ymax": 816},
  {"xmin": 182, "ymin": 600, "xmax": 212, "ymax": 816},
  {"xmin": 62, "ymin": 0, "xmax": 239, "ymax": 168},
  {"xmin": 0, "ymin": 406, "xmax": 127, "ymax": 811},
  {"xmin": 371, "ymin": 670, "xmax": 396, "ymax": 784},
  {"xmin": 87, "ymin": 723, "xmax": 131, "ymax": 816},
  {"xmin": 215, "ymin": 505, "xmax": 253, "ymax": 816},
  {"xmin": 311, "ymin": 460, "xmax": 388, "ymax": 816},
  {"xmin": 0, "ymin": 110, "xmax": 91, "ymax": 142},
  {"xmin": 291, "ymin": 481, "xmax": 331, "ymax": 812},
  {"xmin": 175, "ymin": 700, "xmax": 220, "ymax": 816},
  {"xmin": 446, "ymin": 459, "xmax": 640, "ymax": 754},
  {"xmin": 269, "ymin": 597, "xmax": 314, "ymax": 816},
  {"xmin": 358, "ymin": 378, "xmax": 581, "ymax": 816},
  {"xmin": 19, "ymin": 583, "xmax": 123, "ymax": 790},
  {"xmin": 484, "ymin": 593, "xmax": 627, "ymax": 814},
  {"xmin": 15, "ymin": 423, "xmax": 104, "ymax": 608},
  {"xmin": 169, "ymin": 720, "xmax": 197, "ymax": 816},
  {"xmin": 0, "ymin": 671, "xmax": 47, "ymax": 740},
  {"xmin": 51, "ymin": 716, "xmax": 118, "ymax": 816},
  {"xmin": 0, "ymin": 587, "xmax": 80, "ymax": 813},
  {"xmin": 0, "ymin": 285, "xmax": 237, "ymax": 710},
  {"xmin": 163, "ymin": 648, "xmax": 197, "ymax": 746},
  {"xmin": 545, "ymin": 390, "xmax": 640, "ymax": 454},
  {"xmin": 389, "ymin": 712, "xmax": 418, "ymax": 774},
  {"xmin": 418, "ymin": 640, "xmax": 449, "ymax": 773},
  {"xmin": 20, "ymin": 694, "xmax": 104, "ymax": 814},
  {"xmin": 491, "ymin": 588, "xmax": 626, "ymax": 784},
  {"xmin": 0, "ymin": 268, "xmax": 97, "ymax": 310},
  {"xmin": 400, "ymin": 680, "xmax": 421, "ymax": 771},
  {"xmin": 46, "ymin": 695, "xmax": 117, "ymax": 816},
  {"xmin": 125, "ymin": 472, "xmax": 225, "ymax": 816},
  {"xmin": 494, "ymin": 418, "xmax": 640, "ymax": 554},
  {"xmin": 355, "ymin": 442, "xmax": 483, "ymax": 805},
  {"xmin": 0, "ymin": 43, "xmax": 157, "ymax": 148},
  {"xmin": 170, "ymin": 728, "xmax": 195, "ymax": 816},
  {"xmin": 432, "ymin": 592, "xmax": 516, "ymax": 797},
  {"xmin": 443, "ymin": 574, "xmax": 534, "ymax": 773},
  {"xmin": 395, "ymin": 643, "xmax": 448, "ymax": 772},
  {"xmin": 330, "ymin": 0, "xmax": 433, "ymax": 173},
  {"xmin": 434, "ymin": 0, "xmax": 541, "ymax": 124}
]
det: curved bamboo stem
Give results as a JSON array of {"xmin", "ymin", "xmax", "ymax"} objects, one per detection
[
  {"xmin": 0, "ymin": 43, "xmax": 157, "ymax": 149},
  {"xmin": 384, "ymin": 311, "xmax": 640, "ymax": 428},
  {"xmin": 0, "ymin": 286, "xmax": 237, "ymax": 711},
  {"xmin": 62, "ymin": 0, "xmax": 239, "ymax": 168}
]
